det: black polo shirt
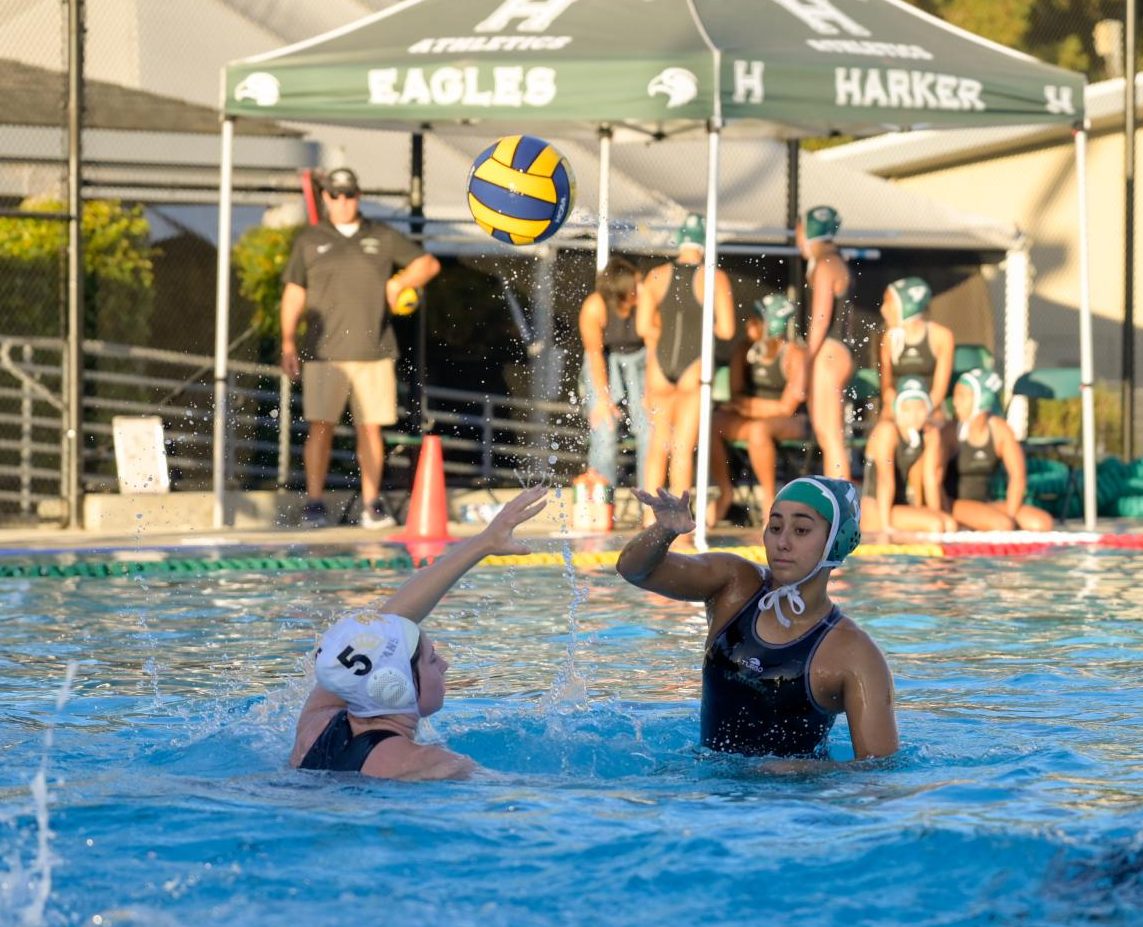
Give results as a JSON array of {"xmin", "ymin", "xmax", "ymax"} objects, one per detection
[{"xmin": 282, "ymin": 219, "xmax": 424, "ymax": 362}]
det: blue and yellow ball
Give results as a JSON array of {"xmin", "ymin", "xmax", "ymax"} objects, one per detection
[{"xmin": 466, "ymin": 135, "xmax": 575, "ymax": 246}]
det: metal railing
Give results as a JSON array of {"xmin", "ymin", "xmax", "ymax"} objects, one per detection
[{"xmin": 0, "ymin": 336, "xmax": 611, "ymax": 521}]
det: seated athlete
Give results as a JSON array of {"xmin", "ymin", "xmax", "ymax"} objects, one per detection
[
  {"xmin": 943, "ymin": 369, "xmax": 1052, "ymax": 532},
  {"xmin": 289, "ymin": 485, "xmax": 548, "ymax": 780},
  {"xmin": 878, "ymin": 276, "xmax": 955, "ymax": 419},
  {"xmin": 618, "ymin": 477, "xmax": 898, "ymax": 760},
  {"xmin": 708, "ymin": 294, "xmax": 808, "ymax": 527},
  {"xmin": 861, "ymin": 377, "xmax": 957, "ymax": 535}
]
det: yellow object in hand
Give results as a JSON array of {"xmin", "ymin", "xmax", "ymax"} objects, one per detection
[{"xmin": 392, "ymin": 283, "xmax": 421, "ymax": 316}]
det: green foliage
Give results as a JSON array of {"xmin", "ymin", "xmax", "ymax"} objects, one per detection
[
  {"xmin": 0, "ymin": 197, "xmax": 156, "ymax": 341},
  {"xmin": 1026, "ymin": 381, "xmax": 1123, "ymax": 456},
  {"xmin": 231, "ymin": 224, "xmax": 301, "ymax": 338},
  {"xmin": 908, "ymin": 0, "xmax": 1124, "ymax": 80}
]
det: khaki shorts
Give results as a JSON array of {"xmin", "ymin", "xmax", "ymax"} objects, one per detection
[{"xmin": 302, "ymin": 359, "xmax": 397, "ymax": 426}]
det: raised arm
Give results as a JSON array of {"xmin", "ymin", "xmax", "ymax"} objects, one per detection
[
  {"xmin": 617, "ymin": 489, "xmax": 736, "ymax": 604},
  {"xmin": 380, "ymin": 485, "xmax": 548, "ymax": 622}
]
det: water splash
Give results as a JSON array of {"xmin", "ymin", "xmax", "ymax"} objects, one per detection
[
  {"xmin": 541, "ymin": 518, "xmax": 590, "ymax": 714},
  {"xmin": 21, "ymin": 660, "xmax": 78, "ymax": 927}
]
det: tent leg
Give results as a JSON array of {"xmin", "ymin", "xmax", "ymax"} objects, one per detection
[
  {"xmin": 1075, "ymin": 128, "xmax": 1097, "ymax": 530},
  {"xmin": 596, "ymin": 125, "xmax": 611, "ymax": 273},
  {"xmin": 786, "ymin": 140, "xmax": 803, "ymax": 323},
  {"xmin": 694, "ymin": 119, "xmax": 722, "ymax": 552},
  {"xmin": 212, "ymin": 117, "xmax": 235, "ymax": 529},
  {"xmin": 1003, "ymin": 243, "xmax": 1031, "ymax": 439}
]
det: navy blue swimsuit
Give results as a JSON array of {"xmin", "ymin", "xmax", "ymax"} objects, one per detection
[
  {"xmin": 701, "ymin": 574, "xmax": 843, "ymax": 757},
  {"xmin": 299, "ymin": 710, "xmax": 400, "ymax": 772}
]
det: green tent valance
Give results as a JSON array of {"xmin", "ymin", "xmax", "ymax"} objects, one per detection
[{"xmin": 225, "ymin": 0, "xmax": 1084, "ymax": 136}]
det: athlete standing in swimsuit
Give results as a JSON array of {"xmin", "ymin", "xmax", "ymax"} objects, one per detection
[
  {"xmin": 798, "ymin": 206, "xmax": 854, "ymax": 481},
  {"xmin": 618, "ymin": 477, "xmax": 897, "ymax": 760},
  {"xmin": 638, "ymin": 213, "xmax": 736, "ymax": 512},
  {"xmin": 289, "ymin": 486, "xmax": 549, "ymax": 780}
]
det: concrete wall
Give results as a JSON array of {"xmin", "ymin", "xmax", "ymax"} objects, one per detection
[{"xmin": 890, "ymin": 130, "xmax": 1141, "ymax": 388}]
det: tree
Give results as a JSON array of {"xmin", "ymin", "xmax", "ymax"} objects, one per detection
[
  {"xmin": 0, "ymin": 197, "xmax": 156, "ymax": 343},
  {"xmin": 909, "ymin": 0, "xmax": 1124, "ymax": 80}
]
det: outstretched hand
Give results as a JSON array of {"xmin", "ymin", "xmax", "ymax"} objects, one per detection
[
  {"xmin": 479, "ymin": 485, "xmax": 548, "ymax": 556},
  {"xmin": 631, "ymin": 488, "xmax": 695, "ymax": 535}
]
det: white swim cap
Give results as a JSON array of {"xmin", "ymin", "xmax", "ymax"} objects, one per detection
[{"xmin": 314, "ymin": 612, "xmax": 421, "ymax": 717}]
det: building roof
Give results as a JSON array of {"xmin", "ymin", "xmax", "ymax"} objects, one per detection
[
  {"xmin": 814, "ymin": 76, "xmax": 1142, "ymax": 178},
  {"xmin": 0, "ymin": 58, "xmax": 295, "ymax": 136}
]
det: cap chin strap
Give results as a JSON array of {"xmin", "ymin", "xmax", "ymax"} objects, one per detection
[{"xmin": 758, "ymin": 493, "xmax": 842, "ymax": 628}]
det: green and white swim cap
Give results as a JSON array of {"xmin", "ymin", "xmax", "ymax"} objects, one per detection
[
  {"xmin": 893, "ymin": 376, "xmax": 933, "ymax": 417},
  {"xmin": 672, "ymin": 212, "xmax": 706, "ymax": 249},
  {"xmin": 760, "ymin": 476, "xmax": 861, "ymax": 627},
  {"xmin": 804, "ymin": 205, "xmax": 841, "ymax": 242},
  {"xmin": 754, "ymin": 293, "xmax": 797, "ymax": 338},
  {"xmin": 957, "ymin": 367, "xmax": 1003, "ymax": 419},
  {"xmin": 887, "ymin": 276, "xmax": 931, "ymax": 321}
]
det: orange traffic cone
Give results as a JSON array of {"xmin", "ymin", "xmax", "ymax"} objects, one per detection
[{"xmin": 390, "ymin": 434, "xmax": 455, "ymax": 544}]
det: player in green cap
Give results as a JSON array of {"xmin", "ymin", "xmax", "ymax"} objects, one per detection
[
  {"xmin": 619, "ymin": 479, "xmax": 898, "ymax": 760},
  {"xmin": 878, "ymin": 276, "xmax": 955, "ymax": 419},
  {"xmin": 943, "ymin": 369, "xmax": 1052, "ymax": 532},
  {"xmin": 861, "ymin": 377, "xmax": 957, "ymax": 535},
  {"xmin": 796, "ymin": 205, "xmax": 855, "ymax": 481},
  {"xmin": 708, "ymin": 293, "xmax": 808, "ymax": 526},
  {"xmin": 637, "ymin": 212, "xmax": 736, "ymax": 524}
]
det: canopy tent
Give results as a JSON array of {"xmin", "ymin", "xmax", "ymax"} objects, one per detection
[{"xmin": 217, "ymin": 0, "xmax": 1092, "ymax": 536}]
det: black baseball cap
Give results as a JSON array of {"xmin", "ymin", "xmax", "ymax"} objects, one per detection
[{"xmin": 324, "ymin": 167, "xmax": 360, "ymax": 197}]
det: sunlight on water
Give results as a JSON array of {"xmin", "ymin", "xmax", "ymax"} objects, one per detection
[{"xmin": 0, "ymin": 547, "xmax": 1142, "ymax": 925}]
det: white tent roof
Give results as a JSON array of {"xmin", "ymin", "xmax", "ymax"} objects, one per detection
[{"xmin": 370, "ymin": 133, "xmax": 1019, "ymax": 253}]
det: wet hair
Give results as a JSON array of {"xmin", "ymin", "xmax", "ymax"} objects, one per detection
[
  {"xmin": 409, "ymin": 637, "xmax": 423, "ymax": 696},
  {"xmin": 596, "ymin": 256, "xmax": 639, "ymax": 316}
]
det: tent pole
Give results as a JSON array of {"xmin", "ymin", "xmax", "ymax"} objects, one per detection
[
  {"xmin": 64, "ymin": 0, "xmax": 84, "ymax": 529},
  {"xmin": 1125, "ymin": 0, "xmax": 1137, "ymax": 460},
  {"xmin": 694, "ymin": 119, "xmax": 722, "ymax": 552},
  {"xmin": 1002, "ymin": 242, "xmax": 1031, "ymax": 440},
  {"xmin": 597, "ymin": 125, "xmax": 611, "ymax": 272},
  {"xmin": 411, "ymin": 131, "xmax": 427, "ymax": 433},
  {"xmin": 212, "ymin": 116, "xmax": 235, "ymax": 529},
  {"xmin": 786, "ymin": 140, "xmax": 803, "ymax": 321},
  {"xmin": 1075, "ymin": 128, "xmax": 1097, "ymax": 530}
]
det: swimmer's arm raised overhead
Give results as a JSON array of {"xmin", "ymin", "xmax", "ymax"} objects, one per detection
[
  {"xmin": 617, "ymin": 489, "xmax": 736, "ymax": 603},
  {"xmin": 841, "ymin": 630, "xmax": 899, "ymax": 760},
  {"xmin": 379, "ymin": 485, "xmax": 548, "ymax": 623}
]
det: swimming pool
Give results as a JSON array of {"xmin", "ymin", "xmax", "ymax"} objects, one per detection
[{"xmin": 3, "ymin": 544, "xmax": 1143, "ymax": 926}]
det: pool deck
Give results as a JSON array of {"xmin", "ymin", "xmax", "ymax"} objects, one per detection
[{"xmin": 2, "ymin": 486, "xmax": 1140, "ymax": 559}]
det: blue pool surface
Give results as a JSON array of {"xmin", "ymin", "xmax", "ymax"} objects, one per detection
[{"xmin": 2, "ymin": 545, "xmax": 1143, "ymax": 926}]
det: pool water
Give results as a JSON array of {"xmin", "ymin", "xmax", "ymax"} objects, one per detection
[{"xmin": 2, "ymin": 545, "xmax": 1143, "ymax": 926}]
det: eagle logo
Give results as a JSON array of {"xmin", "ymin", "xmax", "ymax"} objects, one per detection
[
  {"xmin": 648, "ymin": 68, "xmax": 698, "ymax": 108},
  {"xmin": 234, "ymin": 72, "xmax": 281, "ymax": 107}
]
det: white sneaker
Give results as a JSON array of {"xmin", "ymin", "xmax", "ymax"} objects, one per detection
[{"xmin": 360, "ymin": 497, "xmax": 397, "ymax": 530}]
